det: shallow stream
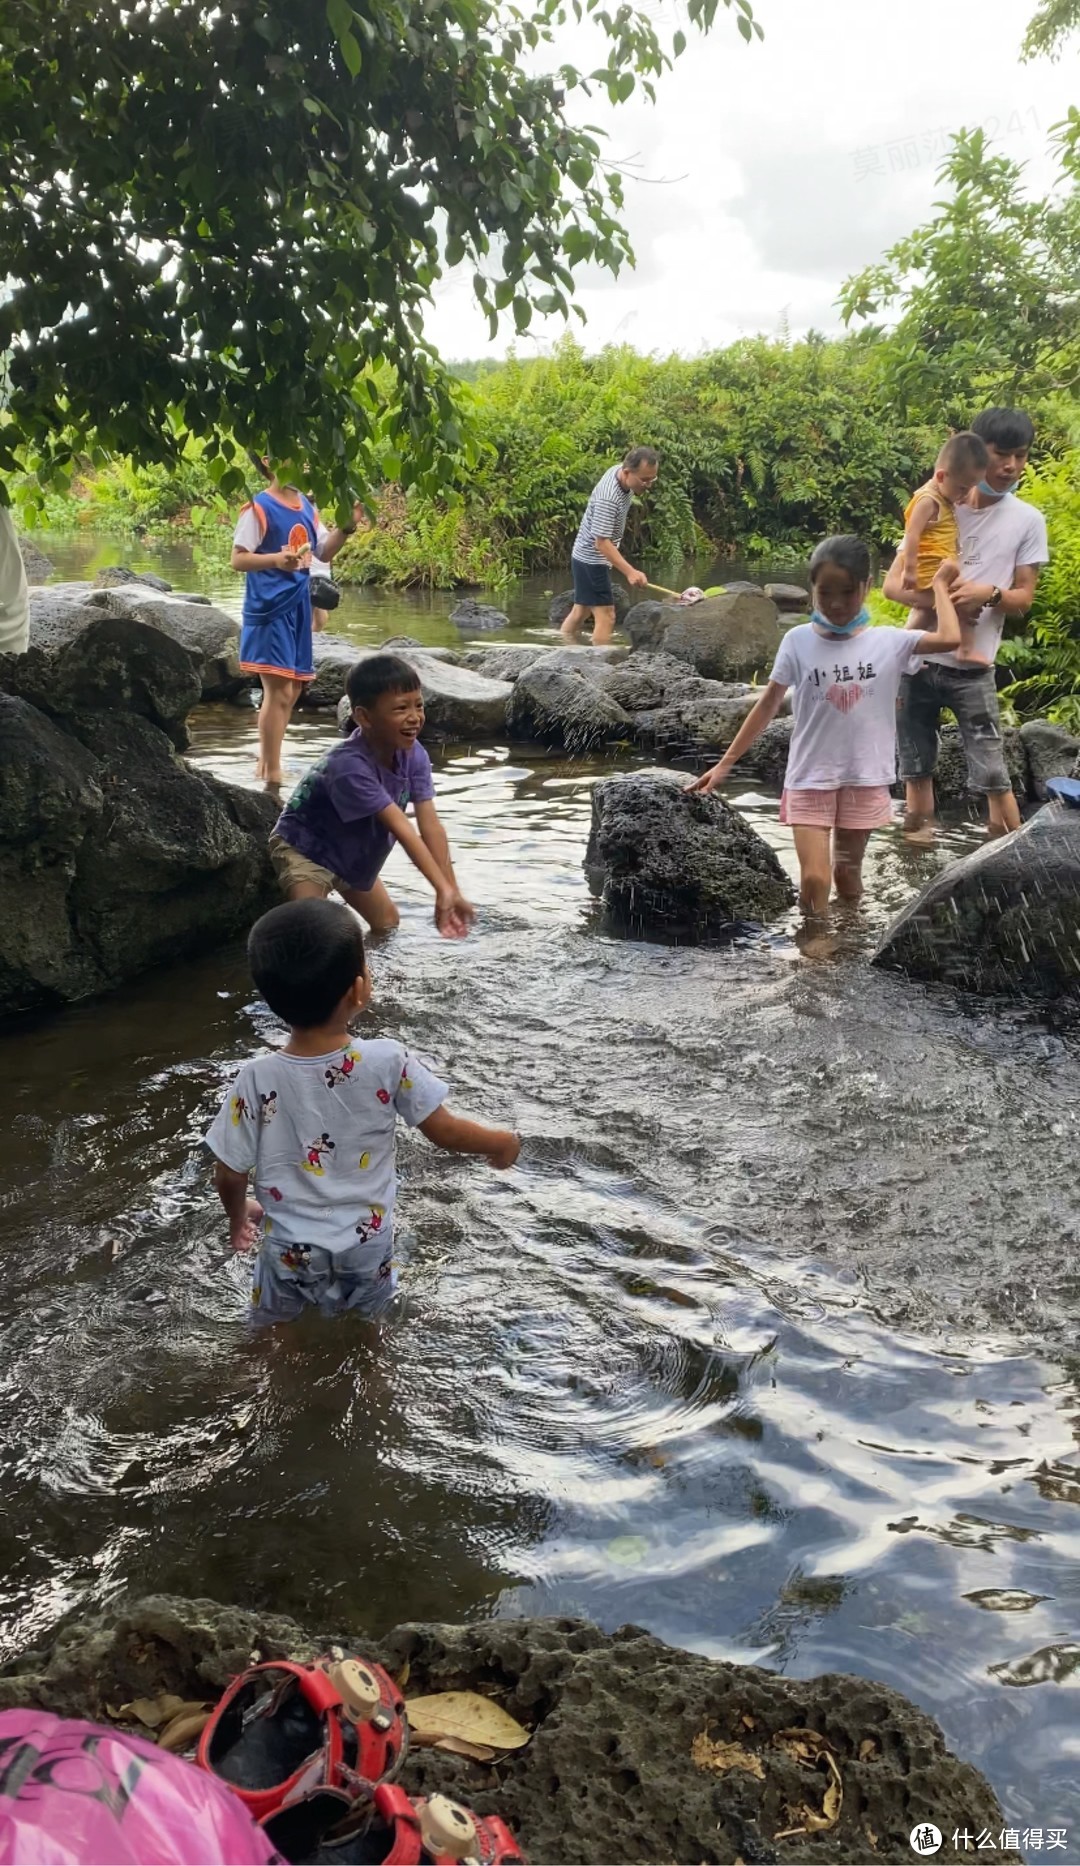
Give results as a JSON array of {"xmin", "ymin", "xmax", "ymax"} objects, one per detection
[{"xmin": 2, "ymin": 536, "xmax": 1079, "ymax": 1841}]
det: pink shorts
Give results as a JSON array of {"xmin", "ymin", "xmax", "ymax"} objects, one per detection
[{"xmin": 779, "ymin": 785, "xmax": 894, "ymax": 830}]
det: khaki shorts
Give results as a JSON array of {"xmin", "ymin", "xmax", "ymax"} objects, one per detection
[{"xmin": 269, "ymin": 833, "xmax": 351, "ymax": 897}]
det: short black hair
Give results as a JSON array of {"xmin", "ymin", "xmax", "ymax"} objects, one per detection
[
  {"xmin": 809, "ymin": 534, "xmax": 871, "ymax": 585},
  {"xmin": 971, "ymin": 407, "xmax": 1035, "ymax": 452},
  {"xmin": 248, "ymin": 899, "xmax": 365, "ymax": 1029},
  {"xmin": 623, "ymin": 446, "xmax": 659, "ymax": 472},
  {"xmin": 346, "ymin": 654, "xmax": 423, "ymax": 712},
  {"xmin": 939, "ymin": 430, "xmax": 988, "ymax": 473}
]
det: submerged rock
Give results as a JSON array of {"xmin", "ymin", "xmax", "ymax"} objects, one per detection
[
  {"xmin": 0, "ymin": 696, "xmax": 276, "ymax": 1017},
  {"xmin": 0, "ymin": 1595, "xmax": 1004, "ymax": 1864},
  {"xmin": 623, "ymin": 598, "xmax": 671, "ymax": 653},
  {"xmin": 730, "ymin": 717, "xmax": 794, "ymax": 789},
  {"xmin": 449, "ymin": 597, "xmax": 509, "ymax": 632},
  {"xmin": 586, "ymin": 771, "xmax": 794, "ymax": 940},
  {"xmin": 873, "ymin": 803, "xmax": 1080, "ymax": 1001},
  {"xmin": 507, "ymin": 658, "xmax": 632, "ymax": 750}
]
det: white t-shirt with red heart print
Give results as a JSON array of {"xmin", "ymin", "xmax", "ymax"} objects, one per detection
[{"xmin": 770, "ymin": 623, "xmax": 928, "ymax": 791}]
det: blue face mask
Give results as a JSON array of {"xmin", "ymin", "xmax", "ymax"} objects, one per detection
[
  {"xmin": 977, "ymin": 479, "xmax": 1009, "ymax": 500},
  {"xmin": 811, "ymin": 604, "xmax": 870, "ymax": 639}
]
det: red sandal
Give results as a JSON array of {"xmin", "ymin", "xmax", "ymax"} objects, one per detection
[
  {"xmin": 197, "ymin": 1656, "xmax": 407, "ymax": 1822},
  {"xmin": 263, "ymin": 1783, "xmax": 528, "ymax": 1865}
]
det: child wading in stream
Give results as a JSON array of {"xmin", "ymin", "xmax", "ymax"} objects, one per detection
[
  {"xmin": 231, "ymin": 465, "xmax": 358, "ymax": 791},
  {"xmin": 691, "ymin": 535, "xmax": 961, "ymax": 919},
  {"xmin": 206, "ymin": 897, "xmax": 519, "ymax": 1323},
  {"xmin": 271, "ymin": 654, "xmax": 474, "ymax": 938}
]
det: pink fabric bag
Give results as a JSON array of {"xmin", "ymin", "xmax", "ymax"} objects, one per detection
[{"xmin": 0, "ymin": 1709, "xmax": 283, "ymax": 1864}]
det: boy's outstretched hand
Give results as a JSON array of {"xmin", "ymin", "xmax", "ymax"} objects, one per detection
[
  {"xmin": 230, "ymin": 1198, "xmax": 264, "ymax": 1253},
  {"xmin": 485, "ymin": 1130, "xmax": 522, "ymax": 1170},
  {"xmin": 435, "ymin": 886, "xmax": 476, "ymax": 939}
]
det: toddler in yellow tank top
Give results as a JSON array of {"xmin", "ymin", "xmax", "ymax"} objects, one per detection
[{"xmin": 902, "ymin": 431, "xmax": 988, "ymax": 590}]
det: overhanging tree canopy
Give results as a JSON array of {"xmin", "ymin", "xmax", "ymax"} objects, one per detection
[{"xmin": 0, "ymin": 0, "xmax": 760, "ymax": 511}]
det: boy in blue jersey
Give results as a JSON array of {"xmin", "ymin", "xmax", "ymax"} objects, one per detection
[{"xmin": 232, "ymin": 465, "xmax": 358, "ymax": 789}]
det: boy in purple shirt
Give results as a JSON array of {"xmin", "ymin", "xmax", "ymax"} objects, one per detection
[{"xmin": 270, "ymin": 655, "xmax": 475, "ymax": 938}]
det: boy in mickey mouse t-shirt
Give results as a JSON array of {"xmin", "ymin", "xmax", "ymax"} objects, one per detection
[{"xmin": 206, "ymin": 897, "xmax": 519, "ymax": 1324}]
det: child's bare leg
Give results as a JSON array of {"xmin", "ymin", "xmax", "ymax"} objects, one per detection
[
  {"xmin": 903, "ymin": 776, "xmax": 937, "ymax": 839},
  {"xmin": 286, "ymin": 880, "xmax": 328, "ymax": 900},
  {"xmin": 559, "ymin": 602, "xmax": 592, "ymax": 641},
  {"xmin": 342, "ymin": 879, "xmax": 401, "ymax": 933},
  {"xmin": 257, "ymin": 674, "xmax": 300, "ymax": 787},
  {"xmin": 833, "ymin": 828, "xmax": 873, "ymax": 902},
  {"xmin": 312, "ymin": 606, "xmax": 329, "ymax": 633},
  {"xmin": 589, "ymin": 603, "xmax": 618, "ymax": 646},
  {"xmin": 791, "ymin": 826, "xmax": 832, "ymax": 919}
]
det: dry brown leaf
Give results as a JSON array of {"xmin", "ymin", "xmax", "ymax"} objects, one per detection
[
  {"xmin": 859, "ymin": 1737, "xmax": 879, "ymax": 1761},
  {"xmin": 740, "ymin": 1713, "xmax": 757, "ymax": 1731},
  {"xmin": 394, "ymin": 1660, "xmax": 411, "ymax": 1691},
  {"xmin": 773, "ymin": 1752, "xmax": 843, "ymax": 1840},
  {"xmin": 432, "ymin": 1736, "xmax": 497, "ymax": 1762},
  {"xmin": 406, "ymin": 1692, "xmax": 529, "ymax": 1752},
  {"xmin": 773, "ymin": 1725, "xmax": 834, "ymax": 1763},
  {"xmin": 690, "ymin": 1729, "xmax": 765, "ymax": 1780},
  {"xmin": 118, "ymin": 1694, "xmax": 187, "ymax": 1730},
  {"xmin": 865, "ymin": 1824, "xmax": 879, "ymax": 1850},
  {"xmin": 157, "ymin": 1708, "xmax": 212, "ymax": 1753}
]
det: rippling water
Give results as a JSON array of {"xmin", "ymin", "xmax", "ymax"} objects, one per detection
[{"xmin": 4, "ymin": 539, "xmax": 1080, "ymax": 1838}]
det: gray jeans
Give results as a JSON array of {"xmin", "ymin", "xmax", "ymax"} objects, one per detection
[
  {"xmin": 897, "ymin": 663, "xmax": 1012, "ymax": 795},
  {"xmin": 250, "ymin": 1237, "xmax": 397, "ymax": 1324}
]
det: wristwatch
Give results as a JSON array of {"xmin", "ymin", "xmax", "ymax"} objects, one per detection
[{"xmin": 989, "ymin": 584, "xmax": 1003, "ymax": 606}]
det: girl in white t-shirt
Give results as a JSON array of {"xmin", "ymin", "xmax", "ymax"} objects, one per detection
[{"xmin": 692, "ymin": 535, "xmax": 961, "ymax": 918}]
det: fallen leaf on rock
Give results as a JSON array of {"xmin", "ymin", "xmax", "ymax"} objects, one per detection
[
  {"xmin": 690, "ymin": 1729, "xmax": 764, "ymax": 1780},
  {"xmin": 394, "ymin": 1660, "xmax": 410, "ymax": 1690},
  {"xmin": 432, "ymin": 1736, "xmax": 498, "ymax": 1762},
  {"xmin": 157, "ymin": 1707, "xmax": 212, "ymax": 1753},
  {"xmin": 865, "ymin": 1824, "xmax": 879, "ymax": 1850},
  {"xmin": 740, "ymin": 1713, "xmax": 757, "ymax": 1731},
  {"xmin": 774, "ymin": 1752, "xmax": 843, "ymax": 1840},
  {"xmin": 859, "ymin": 1737, "xmax": 879, "ymax": 1761},
  {"xmin": 406, "ymin": 1692, "xmax": 530, "ymax": 1751},
  {"xmin": 117, "ymin": 1694, "xmax": 187, "ymax": 1730},
  {"xmin": 773, "ymin": 1726, "xmax": 833, "ymax": 1765}
]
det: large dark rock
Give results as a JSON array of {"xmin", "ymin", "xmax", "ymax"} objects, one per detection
[
  {"xmin": 507, "ymin": 658, "xmax": 632, "ymax": 750},
  {"xmin": 91, "ymin": 586, "xmax": 244, "ymax": 700},
  {"xmin": 586, "ymin": 771, "xmax": 794, "ymax": 940},
  {"xmin": 2, "ymin": 596, "xmax": 202, "ymax": 745},
  {"xmin": 873, "ymin": 803, "xmax": 1080, "ymax": 1001},
  {"xmin": 623, "ymin": 599, "xmax": 671, "ymax": 653},
  {"xmin": 0, "ymin": 695, "xmax": 277, "ymax": 1018},
  {"xmin": 764, "ymin": 581, "xmax": 808, "ymax": 611},
  {"xmin": 1018, "ymin": 719, "xmax": 1080, "ymax": 801},
  {"xmin": 645, "ymin": 593, "xmax": 783, "ymax": 683},
  {"xmin": 95, "ymin": 564, "xmax": 175, "ymax": 593},
  {"xmin": 458, "ymin": 645, "xmax": 546, "ymax": 682},
  {"xmin": 16, "ymin": 537, "xmax": 54, "ymax": 584},
  {"xmin": 449, "ymin": 597, "xmax": 509, "ymax": 633},
  {"xmin": 730, "ymin": 717, "xmax": 794, "ymax": 789},
  {"xmin": 0, "ymin": 1597, "xmax": 1004, "ymax": 1866},
  {"xmin": 548, "ymin": 585, "xmax": 630, "ymax": 629}
]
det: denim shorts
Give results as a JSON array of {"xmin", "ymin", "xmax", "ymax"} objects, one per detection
[
  {"xmin": 897, "ymin": 662, "xmax": 1012, "ymax": 794},
  {"xmin": 571, "ymin": 556, "xmax": 615, "ymax": 609},
  {"xmin": 250, "ymin": 1237, "xmax": 397, "ymax": 1324}
]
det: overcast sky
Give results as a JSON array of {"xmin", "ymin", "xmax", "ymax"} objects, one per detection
[{"xmin": 425, "ymin": 0, "xmax": 1076, "ymax": 360}]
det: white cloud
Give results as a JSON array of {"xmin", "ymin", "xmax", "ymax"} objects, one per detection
[{"xmin": 425, "ymin": 0, "xmax": 1075, "ymax": 359}]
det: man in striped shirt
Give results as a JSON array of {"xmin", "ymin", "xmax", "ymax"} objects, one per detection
[{"xmin": 559, "ymin": 446, "xmax": 659, "ymax": 645}]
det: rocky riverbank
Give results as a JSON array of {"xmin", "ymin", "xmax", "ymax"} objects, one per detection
[{"xmin": 0, "ymin": 1595, "xmax": 1006, "ymax": 1863}]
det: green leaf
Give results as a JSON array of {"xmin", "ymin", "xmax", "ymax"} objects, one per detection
[
  {"xmin": 327, "ymin": 0, "xmax": 354, "ymax": 37},
  {"xmin": 500, "ymin": 180, "xmax": 522, "ymax": 213},
  {"xmin": 382, "ymin": 452, "xmax": 402, "ymax": 479},
  {"xmin": 512, "ymin": 296, "xmax": 532, "ymax": 332},
  {"xmin": 339, "ymin": 27, "xmax": 362, "ymax": 73},
  {"xmin": 673, "ymin": 28, "xmax": 686, "ymax": 53}
]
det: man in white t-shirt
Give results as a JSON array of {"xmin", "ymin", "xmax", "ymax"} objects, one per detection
[
  {"xmin": 0, "ymin": 507, "xmax": 29, "ymax": 655},
  {"xmin": 884, "ymin": 407, "xmax": 1049, "ymax": 837}
]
